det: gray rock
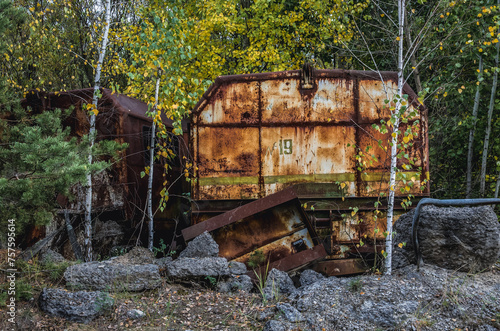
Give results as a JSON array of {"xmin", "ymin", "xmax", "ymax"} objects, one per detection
[
  {"xmin": 257, "ymin": 306, "xmax": 277, "ymax": 321},
  {"xmin": 393, "ymin": 205, "xmax": 500, "ymax": 272},
  {"xmin": 64, "ymin": 260, "xmax": 161, "ymax": 291},
  {"xmin": 263, "ymin": 320, "xmax": 295, "ymax": 331},
  {"xmin": 277, "ymin": 303, "xmax": 304, "ymax": 322},
  {"xmin": 39, "ymin": 288, "xmax": 113, "ymax": 323},
  {"xmin": 228, "ymin": 261, "xmax": 247, "ymax": 275},
  {"xmin": 263, "ymin": 269, "xmax": 296, "ymax": 301},
  {"xmin": 39, "ymin": 249, "xmax": 67, "ymax": 265},
  {"xmin": 154, "ymin": 256, "xmax": 173, "ymax": 270},
  {"xmin": 126, "ymin": 309, "xmax": 145, "ymax": 319},
  {"xmin": 165, "ymin": 257, "xmax": 230, "ymax": 278},
  {"xmin": 217, "ymin": 275, "xmax": 253, "ymax": 293},
  {"xmin": 299, "ymin": 269, "xmax": 325, "ymax": 287},
  {"xmin": 111, "ymin": 246, "xmax": 155, "ymax": 265},
  {"xmin": 179, "ymin": 231, "xmax": 219, "ymax": 258}
]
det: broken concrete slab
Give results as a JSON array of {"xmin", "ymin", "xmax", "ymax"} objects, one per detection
[
  {"xmin": 393, "ymin": 205, "xmax": 500, "ymax": 272},
  {"xmin": 217, "ymin": 275, "xmax": 254, "ymax": 293},
  {"xmin": 299, "ymin": 269, "xmax": 325, "ymax": 288},
  {"xmin": 64, "ymin": 261, "xmax": 161, "ymax": 291},
  {"xmin": 165, "ymin": 257, "xmax": 231, "ymax": 278},
  {"xmin": 39, "ymin": 288, "xmax": 113, "ymax": 323},
  {"xmin": 179, "ymin": 231, "xmax": 219, "ymax": 258},
  {"xmin": 263, "ymin": 269, "xmax": 296, "ymax": 301},
  {"xmin": 228, "ymin": 261, "xmax": 247, "ymax": 275}
]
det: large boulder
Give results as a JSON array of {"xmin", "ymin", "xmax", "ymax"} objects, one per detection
[
  {"xmin": 39, "ymin": 288, "xmax": 113, "ymax": 323},
  {"xmin": 64, "ymin": 261, "xmax": 161, "ymax": 291},
  {"xmin": 393, "ymin": 205, "xmax": 500, "ymax": 272},
  {"xmin": 179, "ymin": 231, "xmax": 219, "ymax": 258},
  {"xmin": 263, "ymin": 269, "xmax": 296, "ymax": 301}
]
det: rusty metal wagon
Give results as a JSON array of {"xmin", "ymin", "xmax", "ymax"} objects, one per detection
[{"xmin": 187, "ymin": 66, "xmax": 429, "ymax": 275}]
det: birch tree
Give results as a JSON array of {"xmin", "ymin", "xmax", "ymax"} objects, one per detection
[
  {"xmin": 84, "ymin": 0, "xmax": 111, "ymax": 262},
  {"xmin": 382, "ymin": 0, "xmax": 406, "ymax": 275},
  {"xmin": 479, "ymin": 6, "xmax": 500, "ymax": 196},
  {"xmin": 147, "ymin": 73, "xmax": 161, "ymax": 251},
  {"xmin": 466, "ymin": 56, "xmax": 483, "ymax": 198}
]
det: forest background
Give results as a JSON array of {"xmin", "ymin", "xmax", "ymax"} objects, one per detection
[{"xmin": 1, "ymin": 0, "xmax": 499, "ymax": 242}]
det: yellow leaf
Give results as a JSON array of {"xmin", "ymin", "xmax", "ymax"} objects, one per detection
[
  {"xmin": 396, "ymin": 36, "xmax": 400, "ymax": 41},
  {"xmin": 391, "ymin": 132, "xmax": 397, "ymax": 138},
  {"xmin": 340, "ymin": 182, "xmax": 346, "ymax": 189},
  {"xmin": 403, "ymin": 136, "xmax": 409, "ymax": 143},
  {"xmin": 92, "ymin": 108, "xmax": 99, "ymax": 116}
]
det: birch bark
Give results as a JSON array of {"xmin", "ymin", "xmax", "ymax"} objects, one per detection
[
  {"xmin": 385, "ymin": 0, "xmax": 405, "ymax": 275},
  {"xmin": 147, "ymin": 74, "xmax": 161, "ymax": 251},
  {"xmin": 84, "ymin": 0, "xmax": 111, "ymax": 262}
]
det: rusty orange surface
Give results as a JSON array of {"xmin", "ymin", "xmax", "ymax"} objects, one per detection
[{"xmin": 191, "ymin": 68, "xmax": 429, "ymax": 202}]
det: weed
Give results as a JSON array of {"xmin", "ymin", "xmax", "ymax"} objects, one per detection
[
  {"xmin": 95, "ymin": 291, "xmax": 114, "ymax": 313},
  {"xmin": 0, "ymin": 291, "xmax": 8, "ymax": 307},
  {"xmin": 204, "ymin": 275, "xmax": 217, "ymax": 287},
  {"xmin": 254, "ymin": 260, "xmax": 270, "ymax": 303},
  {"xmin": 43, "ymin": 260, "xmax": 72, "ymax": 282},
  {"xmin": 347, "ymin": 277, "xmax": 363, "ymax": 292},
  {"xmin": 153, "ymin": 238, "xmax": 168, "ymax": 257},
  {"xmin": 16, "ymin": 279, "xmax": 33, "ymax": 301},
  {"xmin": 248, "ymin": 250, "xmax": 266, "ymax": 269}
]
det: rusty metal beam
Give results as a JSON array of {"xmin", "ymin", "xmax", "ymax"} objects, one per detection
[
  {"xmin": 183, "ymin": 186, "xmax": 301, "ymax": 241},
  {"xmin": 312, "ymin": 258, "xmax": 368, "ymax": 276}
]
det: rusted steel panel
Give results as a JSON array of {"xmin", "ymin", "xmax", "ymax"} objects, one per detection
[
  {"xmin": 249, "ymin": 245, "xmax": 328, "ymax": 278},
  {"xmin": 261, "ymin": 126, "xmax": 356, "ymax": 177},
  {"xmin": 182, "ymin": 187, "xmax": 326, "ymax": 270},
  {"xmin": 312, "ymin": 258, "xmax": 368, "ymax": 276},
  {"xmin": 22, "ymin": 88, "xmax": 187, "ymax": 224},
  {"xmin": 192, "ymin": 69, "xmax": 429, "ymax": 202},
  {"xmin": 199, "ymin": 81, "xmax": 259, "ymax": 125},
  {"xmin": 184, "ymin": 186, "xmax": 301, "ymax": 240}
]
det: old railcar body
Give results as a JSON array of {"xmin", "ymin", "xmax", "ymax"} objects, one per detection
[
  {"xmin": 23, "ymin": 88, "xmax": 189, "ymax": 246},
  {"xmin": 190, "ymin": 68, "xmax": 429, "ymax": 273}
]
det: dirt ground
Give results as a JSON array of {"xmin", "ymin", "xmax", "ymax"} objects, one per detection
[{"xmin": 2, "ymin": 280, "xmax": 273, "ymax": 330}]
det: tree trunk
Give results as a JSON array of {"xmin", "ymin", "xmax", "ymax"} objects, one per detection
[
  {"xmin": 147, "ymin": 74, "xmax": 161, "ymax": 251},
  {"xmin": 64, "ymin": 211, "xmax": 83, "ymax": 261},
  {"xmin": 403, "ymin": 13, "xmax": 422, "ymax": 94},
  {"xmin": 479, "ymin": 30, "xmax": 499, "ymax": 197},
  {"xmin": 466, "ymin": 56, "xmax": 483, "ymax": 198},
  {"xmin": 84, "ymin": 0, "xmax": 111, "ymax": 262},
  {"xmin": 385, "ymin": 0, "xmax": 405, "ymax": 276}
]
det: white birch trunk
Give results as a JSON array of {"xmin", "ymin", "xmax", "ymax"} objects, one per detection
[
  {"xmin": 84, "ymin": 0, "xmax": 111, "ymax": 262},
  {"xmin": 147, "ymin": 75, "xmax": 161, "ymax": 251},
  {"xmin": 385, "ymin": 0, "xmax": 405, "ymax": 276},
  {"xmin": 479, "ymin": 34, "xmax": 499, "ymax": 196},
  {"xmin": 466, "ymin": 56, "xmax": 483, "ymax": 198}
]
